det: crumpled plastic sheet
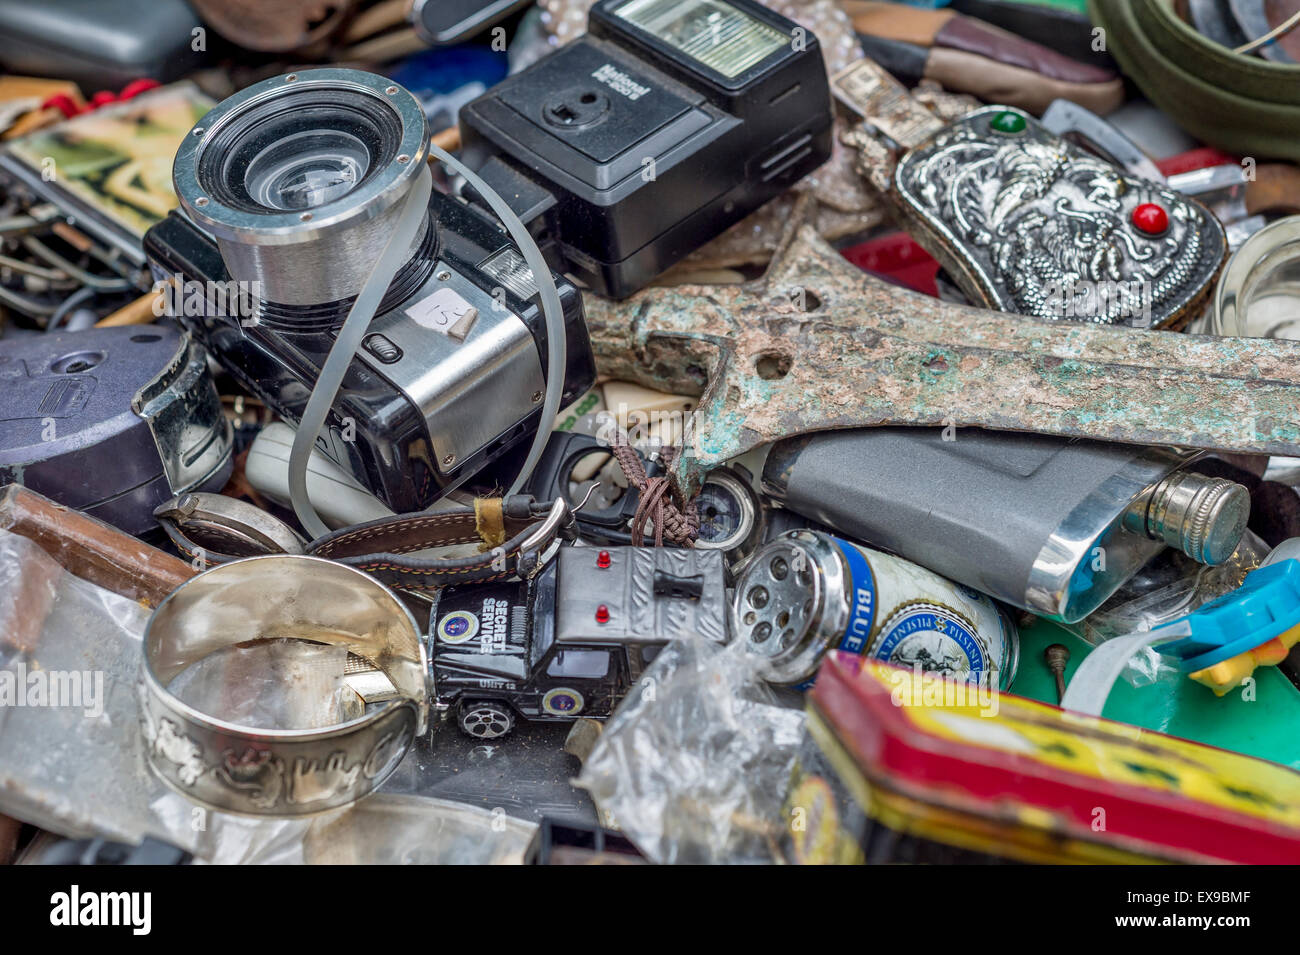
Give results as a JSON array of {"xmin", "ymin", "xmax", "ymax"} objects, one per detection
[
  {"xmin": 577, "ymin": 637, "xmax": 805, "ymax": 865},
  {"xmin": 0, "ymin": 529, "xmax": 533, "ymax": 864},
  {"xmin": 301, "ymin": 794, "xmax": 535, "ymax": 864},
  {"xmin": 0, "ymin": 529, "xmax": 163, "ymax": 846},
  {"xmin": 1059, "ymin": 530, "xmax": 1268, "ymax": 687}
]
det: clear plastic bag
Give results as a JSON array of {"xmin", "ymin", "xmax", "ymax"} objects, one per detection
[
  {"xmin": 0, "ymin": 529, "xmax": 161, "ymax": 844},
  {"xmin": 577, "ymin": 637, "xmax": 805, "ymax": 864},
  {"xmin": 302, "ymin": 794, "xmax": 536, "ymax": 864},
  {"xmin": 1057, "ymin": 530, "xmax": 1269, "ymax": 687},
  {"xmin": 0, "ymin": 529, "xmax": 536, "ymax": 864}
]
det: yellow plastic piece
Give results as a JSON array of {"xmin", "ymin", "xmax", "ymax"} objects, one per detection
[{"xmin": 1189, "ymin": 622, "xmax": 1300, "ymax": 696}]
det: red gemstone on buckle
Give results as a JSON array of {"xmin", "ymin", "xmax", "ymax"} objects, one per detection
[
  {"xmin": 596, "ymin": 550, "xmax": 611, "ymax": 569},
  {"xmin": 1132, "ymin": 203, "xmax": 1169, "ymax": 235},
  {"xmin": 595, "ymin": 604, "xmax": 610, "ymax": 624}
]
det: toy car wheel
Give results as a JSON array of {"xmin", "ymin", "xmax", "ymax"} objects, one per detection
[{"xmin": 458, "ymin": 701, "xmax": 515, "ymax": 739}]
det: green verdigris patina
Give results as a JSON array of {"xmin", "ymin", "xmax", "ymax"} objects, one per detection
[{"xmin": 582, "ymin": 223, "xmax": 1300, "ymax": 497}]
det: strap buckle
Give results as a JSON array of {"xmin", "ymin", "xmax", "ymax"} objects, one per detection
[{"xmin": 514, "ymin": 496, "xmax": 574, "ymax": 578}]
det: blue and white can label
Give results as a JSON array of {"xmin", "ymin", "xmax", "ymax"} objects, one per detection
[
  {"xmin": 832, "ymin": 536, "xmax": 1010, "ymax": 688},
  {"xmin": 874, "ymin": 603, "xmax": 987, "ymax": 681}
]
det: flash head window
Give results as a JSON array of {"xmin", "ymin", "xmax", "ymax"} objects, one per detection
[{"xmin": 611, "ymin": 0, "xmax": 789, "ymax": 78}]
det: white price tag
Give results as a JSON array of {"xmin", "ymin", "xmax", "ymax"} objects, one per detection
[{"xmin": 405, "ymin": 286, "xmax": 479, "ymax": 340}]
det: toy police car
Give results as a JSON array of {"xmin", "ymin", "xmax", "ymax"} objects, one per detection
[{"xmin": 429, "ymin": 545, "xmax": 727, "ymax": 739}]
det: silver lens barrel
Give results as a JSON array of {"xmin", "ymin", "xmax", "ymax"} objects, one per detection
[{"xmin": 173, "ymin": 69, "xmax": 430, "ymax": 307}]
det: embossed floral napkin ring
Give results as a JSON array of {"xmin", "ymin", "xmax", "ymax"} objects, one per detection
[{"xmin": 139, "ymin": 555, "xmax": 428, "ymax": 817}]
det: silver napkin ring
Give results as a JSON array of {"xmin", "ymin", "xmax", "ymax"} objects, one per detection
[{"xmin": 139, "ymin": 555, "xmax": 428, "ymax": 817}]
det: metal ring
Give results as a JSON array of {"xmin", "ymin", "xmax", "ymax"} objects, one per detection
[{"xmin": 139, "ymin": 555, "xmax": 428, "ymax": 817}]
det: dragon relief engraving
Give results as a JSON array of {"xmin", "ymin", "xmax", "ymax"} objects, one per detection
[
  {"xmin": 144, "ymin": 716, "xmax": 208, "ymax": 787},
  {"xmin": 217, "ymin": 748, "xmax": 285, "ymax": 810},
  {"xmin": 288, "ymin": 752, "xmax": 361, "ymax": 805},
  {"xmin": 894, "ymin": 112, "xmax": 1224, "ymax": 328}
]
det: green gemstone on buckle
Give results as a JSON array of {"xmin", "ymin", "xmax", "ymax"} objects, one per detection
[{"xmin": 990, "ymin": 110, "xmax": 1026, "ymax": 135}]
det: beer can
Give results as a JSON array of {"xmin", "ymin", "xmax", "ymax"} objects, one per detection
[{"xmin": 732, "ymin": 530, "xmax": 1018, "ymax": 688}]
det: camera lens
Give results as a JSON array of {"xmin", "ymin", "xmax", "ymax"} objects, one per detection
[
  {"xmin": 243, "ymin": 130, "xmax": 370, "ymax": 211},
  {"xmin": 200, "ymin": 93, "xmax": 400, "ymax": 217},
  {"xmin": 173, "ymin": 70, "xmax": 431, "ymax": 308}
]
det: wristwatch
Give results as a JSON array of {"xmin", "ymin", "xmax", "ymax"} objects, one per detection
[
  {"xmin": 306, "ymin": 494, "xmax": 581, "ymax": 592},
  {"xmin": 154, "ymin": 492, "xmax": 306, "ymax": 565},
  {"xmin": 158, "ymin": 489, "xmax": 582, "ymax": 590}
]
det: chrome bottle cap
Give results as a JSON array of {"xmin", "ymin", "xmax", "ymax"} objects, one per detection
[{"xmin": 1125, "ymin": 471, "xmax": 1250, "ymax": 566}]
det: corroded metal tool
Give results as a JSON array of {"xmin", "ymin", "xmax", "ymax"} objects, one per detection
[{"xmin": 583, "ymin": 217, "xmax": 1300, "ymax": 496}]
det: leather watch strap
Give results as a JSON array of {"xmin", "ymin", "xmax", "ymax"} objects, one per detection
[
  {"xmin": 306, "ymin": 495, "xmax": 576, "ymax": 591},
  {"xmin": 159, "ymin": 520, "xmax": 278, "ymax": 566}
]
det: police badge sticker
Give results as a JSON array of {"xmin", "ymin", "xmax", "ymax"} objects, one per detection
[
  {"xmin": 437, "ymin": 611, "xmax": 479, "ymax": 645},
  {"xmin": 542, "ymin": 688, "xmax": 584, "ymax": 716},
  {"xmin": 872, "ymin": 603, "xmax": 989, "ymax": 684}
]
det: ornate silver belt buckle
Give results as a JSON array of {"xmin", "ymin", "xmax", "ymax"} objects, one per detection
[{"xmin": 833, "ymin": 60, "xmax": 1229, "ymax": 330}]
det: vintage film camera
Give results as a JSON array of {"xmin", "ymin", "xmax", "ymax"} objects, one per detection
[
  {"xmin": 458, "ymin": 0, "xmax": 834, "ymax": 297},
  {"xmin": 144, "ymin": 68, "xmax": 595, "ymax": 515}
]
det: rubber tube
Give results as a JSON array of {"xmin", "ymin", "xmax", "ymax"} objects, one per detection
[{"xmin": 289, "ymin": 169, "xmax": 434, "ymax": 539}]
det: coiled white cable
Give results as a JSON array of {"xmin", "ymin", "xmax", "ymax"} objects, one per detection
[
  {"xmin": 428, "ymin": 141, "xmax": 567, "ymax": 500},
  {"xmin": 288, "ymin": 141, "xmax": 567, "ymax": 538}
]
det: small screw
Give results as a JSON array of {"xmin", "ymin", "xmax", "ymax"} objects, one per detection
[
  {"xmin": 531, "ymin": 390, "xmax": 543, "ymax": 402},
  {"xmin": 286, "ymin": 73, "xmax": 298, "ymax": 82},
  {"xmin": 192, "ymin": 127, "xmax": 204, "ymax": 136},
  {"xmin": 1045, "ymin": 644, "xmax": 1070, "ymax": 704},
  {"xmin": 396, "ymin": 154, "xmax": 410, "ymax": 164},
  {"xmin": 299, "ymin": 212, "xmax": 312, "ymax": 221},
  {"xmin": 195, "ymin": 197, "xmax": 209, "ymax": 207},
  {"xmin": 437, "ymin": 270, "xmax": 450, "ymax": 281},
  {"xmin": 385, "ymin": 85, "xmax": 399, "ymax": 95},
  {"xmin": 442, "ymin": 453, "xmax": 455, "ymax": 466}
]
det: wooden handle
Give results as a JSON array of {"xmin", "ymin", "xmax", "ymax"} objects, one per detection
[
  {"xmin": 95, "ymin": 287, "xmax": 167, "ymax": 327},
  {"xmin": 0, "ymin": 485, "xmax": 194, "ymax": 605}
]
